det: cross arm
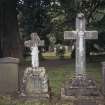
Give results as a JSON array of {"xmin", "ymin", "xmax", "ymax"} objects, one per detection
[
  {"xmin": 64, "ymin": 31, "xmax": 77, "ymax": 39},
  {"xmin": 64, "ymin": 31, "xmax": 98, "ymax": 40},
  {"xmin": 84, "ymin": 31, "xmax": 98, "ymax": 39}
]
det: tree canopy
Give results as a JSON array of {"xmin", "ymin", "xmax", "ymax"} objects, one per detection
[
  {"xmin": 0, "ymin": 0, "xmax": 105, "ymax": 58},
  {"xmin": 17, "ymin": 0, "xmax": 105, "ymax": 37}
]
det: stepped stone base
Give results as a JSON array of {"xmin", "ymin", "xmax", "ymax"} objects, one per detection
[
  {"xmin": 61, "ymin": 75, "xmax": 102, "ymax": 101},
  {"xmin": 73, "ymin": 99, "xmax": 99, "ymax": 105},
  {"xmin": 20, "ymin": 67, "xmax": 50, "ymax": 99}
]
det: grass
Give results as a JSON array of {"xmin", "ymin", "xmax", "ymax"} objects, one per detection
[
  {"xmin": 47, "ymin": 68, "xmax": 74, "ymax": 96},
  {"xmin": 25, "ymin": 52, "xmax": 71, "ymax": 64},
  {"xmin": 0, "ymin": 62, "xmax": 102, "ymax": 105},
  {"xmin": 42, "ymin": 52, "xmax": 71, "ymax": 60},
  {"xmin": 47, "ymin": 62, "xmax": 102, "ymax": 96},
  {"xmin": 0, "ymin": 52, "xmax": 103, "ymax": 105}
]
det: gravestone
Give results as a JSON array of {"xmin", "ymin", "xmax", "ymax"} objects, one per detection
[
  {"xmin": 20, "ymin": 32, "xmax": 50, "ymax": 99},
  {"xmin": 65, "ymin": 46, "xmax": 69, "ymax": 53},
  {"xmin": 101, "ymin": 62, "xmax": 105, "ymax": 95},
  {"xmin": 24, "ymin": 32, "xmax": 44, "ymax": 68},
  {"xmin": 61, "ymin": 13, "xmax": 102, "ymax": 100},
  {"xmin": 0, "ymin": 57, "xmax": 19, "ymax": 94},
  {"xmin": 64, "ymin": 13, "xmax": 98, "ymax": 76},
  {"xmin": 54, "ymin": 47, "xmax": 57, "ymax": 54}
]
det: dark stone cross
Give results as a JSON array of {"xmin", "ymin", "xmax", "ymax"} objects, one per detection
[{"xmin": 64, "ymin": 13, "xmax": 98, "ymax": 76}]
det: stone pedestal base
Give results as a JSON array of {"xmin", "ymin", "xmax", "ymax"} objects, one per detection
[
  {"xmin": 20, "ymin": 67, "xmax": 50, "ymax": 99},
  {"xmin": 61, "ymin": 75, "xmax": 102, "ymax": 100}
]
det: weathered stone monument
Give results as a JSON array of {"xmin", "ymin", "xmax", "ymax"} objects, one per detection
[
  {"xmin": 64, "ymin": 13, "xmax": 98, "ymax": 76},
  {"xmin": 20, "ymin": 32, "xmax": 50, "ymax": 99},
  {"xmin": 0, "ymin": 57, "xmax": 19, "ymax": 94},
  {"xmin": 61, "ymin": 13, "xmax": 102, "ymax": 101}
]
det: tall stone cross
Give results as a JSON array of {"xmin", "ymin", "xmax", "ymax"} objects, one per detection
[
  {"xmin": 64, "ymin": 13, "xmax": 98, "ymax": 76},
  {"xmin": 24, "ymin": 32, "xmax": 44, "ymax": 68}
]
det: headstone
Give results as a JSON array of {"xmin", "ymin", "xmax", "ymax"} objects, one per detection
[
  {"xmin": 54, "ymin": 47, "xmax": 57, "ymax": 54},
  {"xmin": 0, "ymin": 57, "xmax": 19, "ymax": 94},
  {"xmin": 24, "ymin": 32, "xmax": 44, "ymax": 68},
  {"xmin": 61, "ymin": 13, "xmax": 101, "ymax": 100},
  {"xmin": 64, "ymin": 13, "xmax": 98, "ymax": 76},
  {"xmin": 20, "ymin": 32, "xmax": 50, "ymax": 99},
  {"xmin": 101, "ymin": 62, "xmax": 105, "ymax": 94},
  {"xmin": 65, "ymin": 46, "xmax": 69, "ymax": 53}
]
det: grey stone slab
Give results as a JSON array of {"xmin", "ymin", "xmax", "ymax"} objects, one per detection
[
  {"xmin": 0, "ymin": 57, "xmax": 19, "ymax": 63},
  {"xmin": 0, "ymin": 57, "xmax": 19, "ymax": 94}
]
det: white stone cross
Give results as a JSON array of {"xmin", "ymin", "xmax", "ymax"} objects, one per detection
[
  {"xmin": 64, "ymin": 13, "xmax": 98, "ymax": 76},
  {"xmin": 24, "ymin": 32, "xmax": 44, "ymax": 68}
]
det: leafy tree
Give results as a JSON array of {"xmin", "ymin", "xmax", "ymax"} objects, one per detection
[
  {"xmin": 17, "ymin": 0, "xmax": 51, "ymax": 39},
  {"xmin": 17, "ymin": 0, "xmax": 105, "ymax": 58}
]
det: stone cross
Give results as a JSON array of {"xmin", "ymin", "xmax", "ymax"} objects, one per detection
[
  {"xmin": 24, "ymin": 32, "xmax": 44, "ymax": 68},
  {"xmin": 64, "ymin": 13, "xmax": 98, "ymax": 76}
]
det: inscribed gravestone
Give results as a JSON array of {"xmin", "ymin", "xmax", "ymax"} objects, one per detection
[
  {"xmin": 61, "ymin": 13, "xmax": 101, "ymax": 100},
  {"xmin": 20, "ymin": 32, "xmax": 50, "ymax": 99},
  {"xmin": 0, "ymin": 57, "xmax": 19, "ymax": 94}
]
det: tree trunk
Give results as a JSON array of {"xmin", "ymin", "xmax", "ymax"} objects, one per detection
[{"xmin": 0, "ymin": 0, "xmax": 23, "ymax": 59}]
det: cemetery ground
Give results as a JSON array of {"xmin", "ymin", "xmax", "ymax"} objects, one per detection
[{"xmin": 0, "ymin": 52, "xmax": 105, "ymax": 105}]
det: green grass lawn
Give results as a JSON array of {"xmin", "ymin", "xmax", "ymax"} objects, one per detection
[
  {"xmin": 42, "ymin": 52, "xmax": 71, "ymax": 60},
  {"xmin": 0, "ymin": 52, "xmax": 103, "ymax": 105},
  {"xmin": 0, "ymin": 62, "xmax": 102, "ymax": 105},
  {"xmin": 47, "ymin": 62, "xmax": 102, "ymax": 96}
]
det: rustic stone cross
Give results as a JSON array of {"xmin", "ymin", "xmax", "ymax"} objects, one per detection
[
  {"xmin": 64, "ymin": 13, "xmax": 98, "ymax": 76},
  {"xmin": 24, "ymin": 32, "xmax": 44, "ymax": 68}
]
